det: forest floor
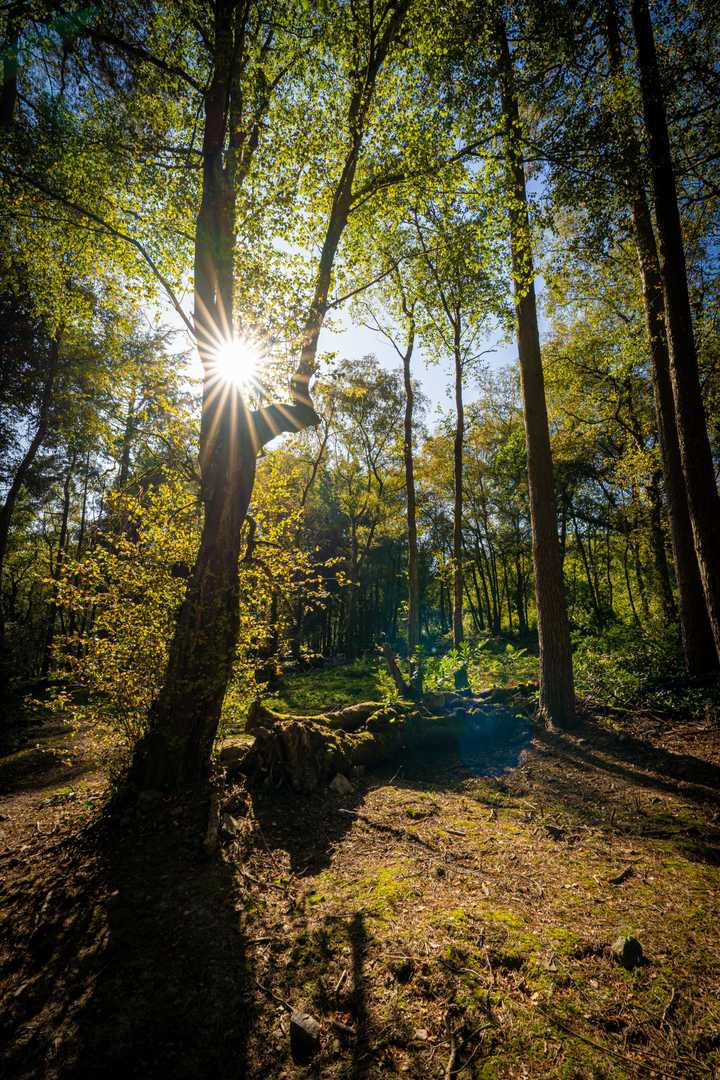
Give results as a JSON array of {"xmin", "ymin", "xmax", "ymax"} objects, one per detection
[{"xmin": 1, "ymin": 664, "xmax": 720, "ymax": 1080}]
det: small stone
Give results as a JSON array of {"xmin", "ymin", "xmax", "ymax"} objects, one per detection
[
  {"xmin": 290, "ymin": 1009, "xmax": 321, "ymax": 1052},
  {"xmin": 348, "ymin": 765, "xmax": 365, "ymax": 779},
  {"xmin": 120, "ymin": 816, "xmax": 132, "ymax": 827},
  {"xmin": 220, "ymin": 745, "xmax": 244, "ymax": 762},
  {"xmin": 138, "ymin": 790, "xmax": 163, "ymax": 812},
  {"xmin": 331, "ymin": 1037, "xmax": 342, "ymax": 1056},
  {"xmin": 329, "ymin": 773, "xmax": 354, "ymax": 795},
  {"xmin": 221, "ymin": 813, "xmax": 240, "ymax": 839},
  {"xmin": 611, "ymin": 935, "xmax": 643, "ymax": 970},
  {"xmin": 413, "ymin": 1028, "xmax": 428, "ymax": 1041},
  {"xmin": 170, "ymin": 806, "xmax": 183, "ymax": 818}
]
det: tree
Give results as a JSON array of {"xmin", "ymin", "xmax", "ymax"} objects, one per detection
[
  {"xmin": 630, "ymin": 0, "xmax": 720, "ymax": 663},
  {"xmin": 410, "ymin": 199, "xmax": 503, "ymax": 685},
  {"xmin": 603, "ymin": 0, "xmax": 717, "ymax": 674},
  {"xmin": 118, "ymin": 0, "xmax": 415, "ymax": 785},
  {"xmin": 317, "ymin": 357, "xmax": 405, "ymax": 661},
  {"xmin": 494, "ymin": 14, "xmax": 576, "ymax": 726}
]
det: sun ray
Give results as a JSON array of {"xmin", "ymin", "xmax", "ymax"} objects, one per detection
[{"xmin": 210, "ymin": 338, "xmax": 259, "ymax": 389}]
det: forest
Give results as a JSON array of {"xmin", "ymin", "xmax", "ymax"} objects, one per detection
[{"xmin": 1, "ymin": 1, "xmax": 720, "ymax": 1078}]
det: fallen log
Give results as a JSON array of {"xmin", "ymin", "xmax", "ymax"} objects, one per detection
[
  {"xmin": 245, "ymin": 699, "xmax": 385, "ymax": 734},
  {"xmin": 238, "ymin": 685, "xmax": 536, "ymax": 794},
  {"xmin": 241, "ymin": 708, "xmax": 407, "ymax": 794}
]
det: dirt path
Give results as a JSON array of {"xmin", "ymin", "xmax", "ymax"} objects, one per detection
[{"xmin": 1, "ymin": 707, "xmax": 719, "ymax": 1079}]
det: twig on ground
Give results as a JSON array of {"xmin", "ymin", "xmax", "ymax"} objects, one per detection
[
  {"xmin": 534, "ymin": 1005, "xmax": 704, "ymax": 1079},
  {"xmin": 444, "ymin": 1013, "xmax": 460, "ymax": 1079},
  {"xmin": 255, "ymin": 979, "xmax": 293, "ymax": 1012}
]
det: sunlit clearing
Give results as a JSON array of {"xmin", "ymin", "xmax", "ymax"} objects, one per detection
[{"xmin": 212, "ymin": 338, "xmax": 259, "ymax": 388}]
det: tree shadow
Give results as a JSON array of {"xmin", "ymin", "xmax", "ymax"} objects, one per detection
[
  {"xmin": 0, "ymin": 798, "xmax": 251, "ymax": 1080},
  {"xmin": 248, "ymin": 783, "xmax": 369, "ymax": 877}
]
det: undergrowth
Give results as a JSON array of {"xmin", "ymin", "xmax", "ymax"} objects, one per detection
[{"xmin": 572, "ymin": 623, "xmax": 720, "ymax": 718}]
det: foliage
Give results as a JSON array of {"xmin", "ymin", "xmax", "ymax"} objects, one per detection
[
  {"xmin": 45, "ymin": 465, "xmax": 322, "ymax": 748},
  {"xmin": 417, "ymin": 640, "xmax": 540, "ymax": 694},
  {"xmin": 572, "ymin": 625, "xmax": 720, "ymax": 718}
]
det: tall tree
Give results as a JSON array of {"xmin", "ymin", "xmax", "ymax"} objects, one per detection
[
  {"xmin": 410, "ymin": 200, "xmax": 502, "ymax": 685},
  {"xmin": 630, "ymin": 0, "xmax": 720, "ymax": 663},
  {"xmin": 494, "ymin": 15, "xmax": 576, "ymax": 726},
  {"xmin": 127, "ymin": 0, "xmax": 413, "ymax": 785},
  {"xmin": 603, "ymin": 0, "xmax": 717, "ymax": 674}
]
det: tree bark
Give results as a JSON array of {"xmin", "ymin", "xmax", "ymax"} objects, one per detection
[
  {"xmin": 402, "ymin": 313, "xmax": 421, "ymax": 691},
  {"xmin": 452, "ymin": 318, "xmax": 470, "ymax": 689},
  {"xmin": 495, "ymin": 18, "xmax": 575, "ymax": 726},
  {"xmin": 604, "ymin": 0, "xmax": 717, "ymax": 674},
  {"xmin": 631, "ymin": 0, "xmax": 720, "ymax": 663},
  {"xmin": 41, "ymin": 455, "xmax": 75, "ymax": 676},
  {"xmin": 0, "ymin": 4, "xmax": 19, "ymax": 128},
  {"xmin": 0, "ymin": 333, "xmax": 59, "ymax": 704}
]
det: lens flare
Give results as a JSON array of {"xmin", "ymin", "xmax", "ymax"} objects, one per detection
[{"xmin": 212, "ymin": 338, "xmax": 259, "ymax": 388}]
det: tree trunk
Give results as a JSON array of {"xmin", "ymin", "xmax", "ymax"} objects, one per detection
[
  {"xmin": 452, "ymin": 330, "xmax": 464, "ymax": 652},
  {"xmin": 0, "ymin": 334, "xmax": 59, "ymax": 705},
  {"xmin": 118, "ymin": 385, "xmax": 136, "ymax": 490},
  {"xmin": 452, "ymin": 324, "xmax": 469, "ymax": 689},
  {"xmin": 133, "ymin": 4, "xmax": 411, "ymax": 786},
  {"xmin": 646, "ymin": 468, "xmax": 676, "ymax": 622},
  {"xmin": 496, "ymin": 18, "xmax": 575, "ymax": 726},
  {"xmin": 471, "ymin": 561, "xmax": 486, "ymax": 630},
  {"xmin": 41, "ymin": 455, "xmax": 75, "ymax": 676},
  {"xmin": 345, "ymin": 521, "xmax": 360, "ymax": 662},
  {"xmin": 631, "ymin": 0, "xmax": 720, "ymax": 663},
  {"xmin": 604, "ymin": 0, "xmax": 717, "ymax": 674},
  {"xmin": 402, "ymin": 315, "xmax": 421, "ymax": 690}
]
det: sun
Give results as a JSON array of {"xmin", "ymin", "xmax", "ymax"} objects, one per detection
[{"xmin": 212, "ymin": 338, "xmax": 259, "ymax": 388}]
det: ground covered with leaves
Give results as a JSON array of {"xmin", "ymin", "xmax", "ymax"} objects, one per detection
[{"xmin": 1, "ymin": 669, "xmax": 720, "ymax": 1079}]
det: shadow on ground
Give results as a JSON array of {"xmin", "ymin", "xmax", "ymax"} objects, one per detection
[{"xmin": 3, "ymin": 704, "xmax": 720, "ymax": 1078}]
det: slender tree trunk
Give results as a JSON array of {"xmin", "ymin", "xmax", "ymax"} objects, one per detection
[
  {"xmin": 41, "ymin": 456, "xmax": 75, "ymax": 676},
  {"xmin": 452, "ymin": 325, "xmax": 469, "ymax": 688},
  {"xmin": 604, "ymin": 0, "xmax": 717, "ymax": 673},
  {"xmin": 0, "ymin": 334, "xmax": 60, "ymax": 705},
  {"xmin": 452, "ymin": 335, "xmax": 464, "ymax": 652},
  {"xmin": 0, "ymin": 5, "xmax": 19, "ymax": 127},
  {"xmin": 496, "ymin": 19, "xmax": 575, "ymax": 725},
  {"xmin": 474, "ymin": 542, "xmax": 493, "ymax": 630},
  {"xmin": 401, "ymin": 315, "xmax": 421, "ymax": 691},
  {"xmin": 503, "ymin": 558, "xmax": 513, "ymax": 633},
  {"xmin": 620, "ymin": 519, "xmax": 641, "ymax": 625},
  {"xmin": 118, "ymin": 386, "xmax": 136, "ymax": 490},
  {"xmin": 646, "ymin": 469, "xmax": 676, "ymax": 622},
  {"xmin": 515, "ymin": 553, "xmax": 527, "ymax": 634},
  {"xmin": 631, "ymin": 0, "xmax": 720, "ymax": 663},
  {"xmin": 573, "ymin": 516, "xmax": 602, "ymax": 624},
  {"xmin": 345, "ymin": 521, "xmax": 359, "ymax": 662},
  {"xmin": 463, "ymin": 575, "xmax": 482, "ymax": 633},
  {"xmin": 470, "ymin": 562, "xmax": 486, "ymax": 631}
]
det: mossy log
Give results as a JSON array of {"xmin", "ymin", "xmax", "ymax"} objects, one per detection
[
  {"xmin": 245, "ymin": 698, "xmax": 385, "ymax": 734},
  {"xmin": 238, "ymin": 686, "xmax": 536, "ymax": 794},
  {"xmin": 240, "ymin": 707, "xmax": 406, "ymax": 793}
]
